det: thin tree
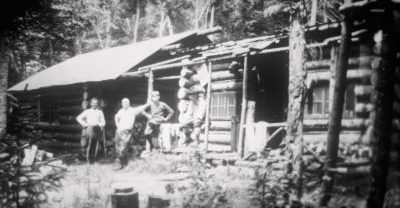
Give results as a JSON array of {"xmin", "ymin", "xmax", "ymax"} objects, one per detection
[
  {"xmin": 319, "ymin": 0, "xmax": 353, "ymax": 206},
  {"xmin": 0, "ymin": 39, "xmax": 8, "ymax": 138},
  {"xmin": 366, "ymin": 0, "xmax": 397, "ymax": 207},
  {"xmin": 133, "ymin": 0, "xmax": 141, "ymax": 42}
]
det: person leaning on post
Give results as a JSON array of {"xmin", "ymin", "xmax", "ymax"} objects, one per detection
[
  {"xmin": 142, "ymin": 91, "xmax": 174, "ymax": 153},
  {"xmin": 114, "ymin": 98, "xmax": 146, "ymax": 169},
  {"xmin": 76, "ymin": 97, "xmax": 106, "ymax": 163}
]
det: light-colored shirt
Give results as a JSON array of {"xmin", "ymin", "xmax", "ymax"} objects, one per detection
[
  {"xmin": 115, "ymin": 107, "xmax": 142, "ymax": 131},
  {"xmin": 76, "ymin": 108, "xmax": 106, "ymax": 127}
]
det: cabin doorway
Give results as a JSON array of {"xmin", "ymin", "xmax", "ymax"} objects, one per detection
[
  {"xmin": 249, "ymin": 52, "xmax": 289, "ymax": 123},
  {"xmin": 153, "ymin": 68, "xmax": 181, "ymax": 123}
]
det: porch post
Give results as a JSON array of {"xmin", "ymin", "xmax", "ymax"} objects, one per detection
[
  {"xmin": 148, "ymin": 68, "xmax": 154, "ymax": 101},
  {"xmin": 146, "ymin": 69, "xmax": 154, "ymax": 151},
  {"xmin": 204, "ymin": 60, "xmax": 212, "ymax": 152},
  {"xmin": 238, "ymin": 54, "xmax": 249, "ymax": 158}
]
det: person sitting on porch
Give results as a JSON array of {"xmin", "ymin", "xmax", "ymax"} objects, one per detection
[
  {"xmin": 114, "ymin": 98, "xmax": 145, "ymax": 169},
  {"xmin": 76, "ymin": 97, "xmax": 106, "ymax": 163},
  {"xmin": 179, "ymin": 93, "xmax": 206, "ymax": 145},
  {"xmin": 142, "ymin": 91, "xmax": 174, "ymax": 152}
]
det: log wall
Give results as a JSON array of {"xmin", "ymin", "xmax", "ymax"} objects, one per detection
[
  {"xmin": 304, "ymin": 41, "xmax": 374, "ymax": 145},
  {"xmin": 177, "ymin": 59, "xmax": 242, "ymax": 151}
]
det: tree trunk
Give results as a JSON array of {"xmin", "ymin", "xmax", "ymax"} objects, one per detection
[
  {"xmin": 310, "ymin": 0, "xmax": 318, "ymax": 26},
  {"xmin": 0, "ymin": 37, "xmax": 9, "ymax": 138},
  {"xmin": 209, "ymin": 4, "xmax": 215, "ymax": 28},
  {"xmin": 133, "ymin": 0, "xmax": 141, "ymax": 42},
  {"xmin": 286, "ymin": 16, "xmax": 306, "ymax": 204},
  {"xmin": 47, "ymin": 38, "xmax": 54, "ymax": 66},
  {"xmin": 319, "ymin": 15, "xmax": 353, "ymax": 207},
  {"xmin": 367, "ymin": 2, "xmax": 397, "ymax": 207}
]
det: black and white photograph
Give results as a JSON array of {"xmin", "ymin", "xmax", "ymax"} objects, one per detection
[{"xmin": 0, "ymin": 0, "xmax": 399, "ymax": 207}]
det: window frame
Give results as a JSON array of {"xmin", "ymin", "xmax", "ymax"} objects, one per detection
[
  {"xmin": 305, "ymin": 83, "xmax": 356, "ymax": 119},
  {"xmin": 210, "ymin": 91, "xmax": 238, "ymax": 120}
]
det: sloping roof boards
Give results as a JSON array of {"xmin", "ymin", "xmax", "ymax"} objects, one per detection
[{"xmin": 9, "ymin": 31, "xmax": 209, "ymax": 92}]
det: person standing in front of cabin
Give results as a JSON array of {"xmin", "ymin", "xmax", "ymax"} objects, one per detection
[
  {"xmin": 142, "ymin": 91, "xmax": 174, "ymax": 152},
  {"xmin": 76, "ymin": 98, "xmax": 106, "ymax": 163},
  {"xmin": 114, "ymin": 98, "xmax": 144, "ymax": 169}
]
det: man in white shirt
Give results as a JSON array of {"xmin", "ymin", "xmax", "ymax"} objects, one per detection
[
  {"xmin": 76, "ymin": 98, "xmax": 106, "ymax": 162},
  {"xmin": 114, "ymin": 98, "xmax": 145, "ymax": 169}
]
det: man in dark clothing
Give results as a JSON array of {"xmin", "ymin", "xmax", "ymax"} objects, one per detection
[{"xmin": 142, "ymin": 91, "xmax": 174, "ymax": 152}]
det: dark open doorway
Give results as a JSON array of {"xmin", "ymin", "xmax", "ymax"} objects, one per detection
[
  {"xmin": 249, "ymin": 51, "xmax": 289, "ymax": 123},
  {"xmin": 153, "ymin": 68, "xmax": 181, "ymax": 123}
]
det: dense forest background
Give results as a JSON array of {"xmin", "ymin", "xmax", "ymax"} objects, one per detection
[{"xmin": 3, "ymin": 0, "xmax": 341, "ymax": 87}]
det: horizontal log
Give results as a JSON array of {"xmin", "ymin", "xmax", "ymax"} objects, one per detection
[
  {"xmin": 211, "ymin": 62, "xmax": 231, "ymax": 72},
  {"xmin": 19, "ymin": 105, "xmax": 36, "ymax": 110},
  {"xmin": 41, "ymin": 132, "xmax": 81, "ymax": 142},
  {"xmin": 211, "ymin": 81, "xmax": 242, "ymax": 91},
  {"xmin": 355, "ymin": 103, "xmax": 373, "ymax": 114},
  {"xmin": 328, "ymin": 165, "xmax": 371, "ymax": 175},
  {"xmin": 179, "ymin": 76, "xmax": 200, "ymax": 88},
  {"xmin": 180, "ymin": 67, "xmax": 195, "ymax": 78},
  {"xmin": 307, "ymin": 69, "xmax": 371, "ymax": 82},
  {"xmin": 354, "ymin": 85, "xmax": 372, "ymax": 97},
  {"xmin": 211, "ymin": 71, "xmax": 239, "ymax": 81},
  {"xmin": 32, "ymin": 123, "xmax": 81, "ymax": 133},
  {"xmin": 197, "ymin": 26, "xmax": 222, "ymax": 35},
  {"xmin": 155, "ymin": 75, "xmax": 180, "ymax": 80},
  {"xmin": 139, "ymin": 55, "xmax": 191, "ymax": 71},
  {"xmin": 37, "ymin": 141, "xmax": 80, "ymax": 149},
  {"xmin": 304, "ymin": 118, "xmax": 367, "ymax": 131},
  {"xmin": 57, "ymin": 115, "xmax": 76, "ymax": 124},
  {"xmin": 305, "ymin": 56, "xmax": 374, "ymax": 69},
  {"xmin": 210, "ymin": 121, "xmax": 231, "ymax": 131},
  {"xmin": 57, "ymin": 98, "xmax": 82, "ymax": 105},
  {"xmin": 305, "ymin": 59, "xmax": 330, "ymax": 69},
  {"xmin": 200, "ymin": 131, "xmax": 231, "ymax": 145},
  {"xmin": 57, "ymin": 106, "xmax": 82, "ymax": 114},
  {"xmin": 177, "ymin": 86, "xmax": 205, "ymax": 99}
]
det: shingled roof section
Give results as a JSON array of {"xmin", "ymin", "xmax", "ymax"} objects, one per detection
[{"xmin": 9, "ymin": 31, "xmax": 209, "ymax": 92}]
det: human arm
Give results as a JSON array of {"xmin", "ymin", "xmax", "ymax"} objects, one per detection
[
  {"xmin": 99, "ymin": 110, "xmax": 106, "ymax": 128},
  {"xmin": 114, "ymin": 110, "xmax": 121, "ymax": 130},
  {"xmin": 162, "ymin": 102, "xmax": 174, "ymax": 121},
  {"xmin": 76, "ymin": 110, "xmax": 88, "ymax": 127},
  {"xmin": 141, "ymin": 103, "xmax": 152, "ymax": 119}
]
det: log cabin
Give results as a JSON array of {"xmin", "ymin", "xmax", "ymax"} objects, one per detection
[
  {"xmin": 120, "ymin": 21, "xmax": 376, "ymax": 155},
  {"xmin": 7, "ymin": 30, "xmax": 212, "ymax": 151},
  {"xmin": 9, "ymin": 22, "xmax": 376, "ymax": 156}
]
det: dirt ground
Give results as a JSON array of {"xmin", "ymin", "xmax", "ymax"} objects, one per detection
[{"xmin": 41, "ymin": 152, "xmax": 257, "ymax": 208}]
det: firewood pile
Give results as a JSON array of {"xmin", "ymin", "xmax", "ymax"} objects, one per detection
[{"xmin": 0, "ymin": 134, "xmax": 66, "ymax": 208}]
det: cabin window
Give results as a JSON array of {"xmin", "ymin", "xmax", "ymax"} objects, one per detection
[
  {"xmin": 306, "ymin": 83, "xmax": 355, "ymax": 117},
  {"xmin": 39, "ymin": 96, "xmax": 58, "ymax": 122},
  {"xmin": 210, "ymin": 92, "xmax": 237, "ymax": 119}
]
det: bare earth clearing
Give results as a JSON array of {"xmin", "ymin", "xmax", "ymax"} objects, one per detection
[{"xmin": 42, "ymin": 152, "xmax": 256, "ymax": 208}]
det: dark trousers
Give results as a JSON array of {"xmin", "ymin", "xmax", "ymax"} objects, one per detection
[
  {"xmin": 81, "ymin": 125, "xmax": 102, "ymax": 162},
  {"xmin": 115, "ymin": 129, "xmax": 132, "ymax": 167}
]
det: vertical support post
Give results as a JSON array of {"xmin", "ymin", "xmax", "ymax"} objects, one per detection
[
  {"xmin": 82, "ymin": 84, "xmax": 89, "ymax": 110},
  {"xmin": 37, "ymin": 94, "xmax": 41, "ymax": 122},
  {"xmin": 204, "ymin": 60, "xmax": 212, "ymax": 152},
  {"xmin": 146, "ymin": 69, "xmax": 154, "ymax": 152},
  {"xmin": 230, "ymin": 116, "xmax": 239, "ymax": 152},
  {"xmin": 148, "ymin": 69, "xmax": 154, "ymax": 101},
  {"xmin": 238, "ymin": 54, "xmax": 249, "ymax": 157},
  {"xmin": 328, "ymin": 44, "xmax": 338, "ymax": 112}
]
